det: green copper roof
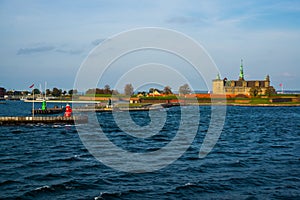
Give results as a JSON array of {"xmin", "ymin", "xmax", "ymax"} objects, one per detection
[{"xmin": 239, "ymin": 59, "xmax": 244, "ymax": 80}]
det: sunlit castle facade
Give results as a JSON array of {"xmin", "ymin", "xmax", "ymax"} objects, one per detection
[{"xmin": 212, "ymin": 60, "xmax": 275, "ymax": 96}]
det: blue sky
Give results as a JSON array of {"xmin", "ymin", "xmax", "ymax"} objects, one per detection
[{"xmin": 0, "ymin": 0, "xmax": 299, "ymax": 91}]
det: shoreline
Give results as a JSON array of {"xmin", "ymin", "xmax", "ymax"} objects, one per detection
[
  {"xmin": 14, "ymin": 99, "xmax": 300, "ymax": 107},
  {"xmin": 23, "ymin": 100, "xmax": 98, "ymax": 104},
  {"xmin": 220, "ymin": 103, "xmax": 300, "ymax": 107}
]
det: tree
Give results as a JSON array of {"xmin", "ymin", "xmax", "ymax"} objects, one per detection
[
  {"xmin": 137, "ymin": 91, "xmax": 147, "ymax": 96},
  {"xmin": 86, "ymin": 88, "xmax": 96, "ymax": 95},
  {"xmin": 68, "ymin": 89, "xmax": 78, "ymax": 95},
  {"xmin": 96, "ymin": 88, "xmax": 104, "ymax": 94},
  {"xmin": 163, "ymin": 86, "xmax": 173, "ymax": 95},
  {"xmin": 124, "ymin": 83, "xmax": 134, "ymax": 96},
  {"xmin": 179, "ymin": 84, "xmax": 191, "ymax": 95},
  {"xmin": 46, "ymin": 89, "xmax": 51, "ymax": 96},
  {"xmin": 73, "ymin": 89, "xmax": 78, "ymax": 95},
  {"xmin": 22, "ymin": 91, "xmax": 29, "ymax": 96},
  {"xmin": 249, "ymin": 86, "xmax": 262, "ymax": 97},
  {"xmin": 112, "ymin": 89, "xmax": 119, "ymax": 95},
  {"xmin": 6, "ymin": 90, "xmax": 13, "ymax": 96},
  {"xmin": 104, "ymin": 84, "xmax": 111, "ymax": 94},
  {"xmin": 32, "ymin": 88, "xmax": 40, "ymax": 94},
  {"xmin": 149, "ymin": 88, "xmax": 154, "ymax": 94},
  {"xmin": 264, "ymin": 86, "xmax": 276, "ymax": 97},
  {"xmin": 52, "ymin": 87, "xmax": 61, "ymax": 97},
  {"xmin": 149, "ymin": 88, "xmax": 162, "ymax": 94}
]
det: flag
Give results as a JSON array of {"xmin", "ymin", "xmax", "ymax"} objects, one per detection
[{"xmin": 29, "ymin": 84, "xmax": 34, "ymax": 88}]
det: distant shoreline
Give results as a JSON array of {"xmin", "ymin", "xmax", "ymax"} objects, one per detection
[
  {"xmin": 23, "ymin": 100, "xmax": 97, "ymax": 104},
  {"xmin": 194, "ymin": 103, "xmax": 300, "ymax": 107},
  {"xmin": 216, "ymin": 103, "xmax": 300, "ymax": 107},
  {"xmin": 20, "ymin": 100, "xmax": 300, "ymax": 107}
]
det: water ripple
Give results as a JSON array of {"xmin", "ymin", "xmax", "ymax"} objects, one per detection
[{"xmin": 0, "ymin": 103, "xmax": 299, "ymax": 199}]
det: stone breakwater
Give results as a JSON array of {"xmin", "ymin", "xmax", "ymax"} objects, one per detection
[{"xmin": 0, "ymin": 116, "xmax": 88, "ymax": 125}]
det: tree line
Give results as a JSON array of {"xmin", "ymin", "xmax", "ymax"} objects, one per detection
[
  {"xmin": 31, "ymin": 88, "xmax": 78, "ymax": 97},
  {"xmin": 84, "ymin": 83, "xmax": 192, "ymax": 96},
  {"xmin": 29, "ymin": 84, "xmax": 275, "ymax": 98},
  {"xmin": 85, "ymin": 84, "xmax": 119, "ymax": 95},
  {"xmin": 28, "ymin": 83, "xmax": 192, "ymax": 97}
]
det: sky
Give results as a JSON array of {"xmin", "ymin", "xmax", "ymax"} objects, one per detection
[{"xmin": 0, "ymin": 0, "xmax": 299, "ymax": 92}]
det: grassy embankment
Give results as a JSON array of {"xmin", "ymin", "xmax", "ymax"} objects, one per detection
[
  {"xmin": 58, "ymin": 93, "xmax": 300, "ymax": 106},
  {"xmin": 227, "ymin": 94, "xmax": 300, "ymax": 105},
  {"xmin": 138, "ymin": 94, "xmax": 300, "ymax": 105}
]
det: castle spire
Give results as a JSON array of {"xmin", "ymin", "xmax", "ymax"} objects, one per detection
[{"xmin": 239, "ymin": 59, "xmax": 244, "ymax": 80}]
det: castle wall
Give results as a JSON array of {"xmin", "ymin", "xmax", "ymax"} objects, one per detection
[
  {"xmin": 212, "ymin": 63, "xmax": 272, "ymax": 95},
  {"xmin": 213, "ymin": 80, "xmax": 271, "ymax": 95}
]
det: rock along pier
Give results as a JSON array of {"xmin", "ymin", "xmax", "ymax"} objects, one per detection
[{"xmin": 0, "ymin": 116, "xmax": 88, "ymax": 125}]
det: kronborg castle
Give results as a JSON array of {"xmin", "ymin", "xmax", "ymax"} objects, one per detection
[{"xmin": 212, "ymin": 60, "xmax": 275, "ymax": 96}]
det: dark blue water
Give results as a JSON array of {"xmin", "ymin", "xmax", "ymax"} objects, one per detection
[{"xmin": 0, "ymin": 101, "xmax": 299, "ymax": 199}]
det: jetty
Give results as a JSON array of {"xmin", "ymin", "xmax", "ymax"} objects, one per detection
[
  {"xmin": 73, "ymin": 103, "xmax": 180, "ymax": 112},
  {"xmin": 73, "ymin": 106, "xmax": 161, "ymax": 112},
  {"xmin": 73, "ymin": 107, "xmax": 156, "ymax": 112},
  {"xmin": 33, "ymin": 107, "xmax": 65, "ymax": 114},
  {"xmin": 31, "ymin": 99, "xmax": 65, "ymax": 115},
  {"xmin": 0, "ymin": 116, "xmax": 88, "ymax": 125}
]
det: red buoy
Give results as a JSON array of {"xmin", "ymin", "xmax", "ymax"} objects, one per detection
[{"xmin": 64, "ymin": 104, "xmax": 72, "ymax": 117}]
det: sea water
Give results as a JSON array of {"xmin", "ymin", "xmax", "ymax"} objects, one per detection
[{"xmin": 0, "ymin": 101, "xmax": 299, "ymax": 199}]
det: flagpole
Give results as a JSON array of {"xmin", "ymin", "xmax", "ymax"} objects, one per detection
[
  {"xmin": 45, "ymin": 81, "xmax": 47, "ymax": 100},
  {"xmin": 32, "ymin": 88, "xmax": 35, "ymax": 117}
]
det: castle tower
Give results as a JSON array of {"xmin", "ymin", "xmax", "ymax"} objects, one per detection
[
  {"xmin": 265, "ymin": 74, "xmax": 270, "ymax": 87},
  {"xmin": 212, "ymin": 74, "xmax": 225, "ymax": 94},
  {"xmin": 239, "ymin": 59, "xmax": 244, "ymax": 81}
]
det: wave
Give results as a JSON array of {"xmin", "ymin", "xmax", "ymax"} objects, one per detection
[
  {"xmin": 94, "ymin": 191, "xmax": 122, "ymax": 200},
  {"xmin": 22, "ymin": 180, "xmax": 88, "ymax": 198},
  {"xmin": 0, "ymin": 179, "xmax": 22, "ymax": 186},
  {"xmin": 94, "ymin": 189, "xmax": 152, "ymax": 200}
]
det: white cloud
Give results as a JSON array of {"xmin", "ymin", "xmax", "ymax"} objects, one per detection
[{"xmin": 282, "ymin": 72, "xmax": 296, "ymax": 78}]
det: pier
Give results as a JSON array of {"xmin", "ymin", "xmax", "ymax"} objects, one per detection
[
  {"xmin": 0, "ymin": 116, "xmax": 88, "ymax": 125},
  {"xmin": 33, "ymin": 107, "xmax": 64, "ymax": 114},
  {"xmin": 73, "ymin": 106, "xmax": 164, "ymax": 112},
  {"xmin": 73, "ymin": 103, "xmax": 180, "ymax": 112}
]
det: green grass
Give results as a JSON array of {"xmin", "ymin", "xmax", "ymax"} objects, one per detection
[
  {"xmin": 249, "ymin": 98, "xmax": 270, "ymax": 104},
  {"xmin": 271, "ymin": 94, "xmax": 299, "ymax": 97},
  {"xmin": 248, "ymin": 97, "xmax": 300, "ymax": 105}
]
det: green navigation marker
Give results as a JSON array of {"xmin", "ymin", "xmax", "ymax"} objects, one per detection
[{"xmin": 42, "ymin": 100, "xmax": 47, "ymax": 111}]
